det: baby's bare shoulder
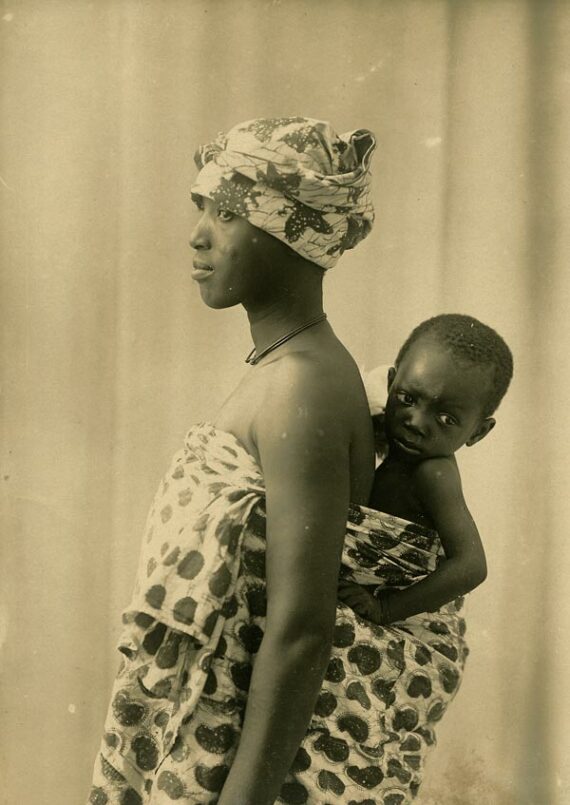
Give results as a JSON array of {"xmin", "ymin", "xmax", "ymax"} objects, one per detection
[{"xmin": 413, "ymin": 455, "xmax": 462, "ymax": 495}]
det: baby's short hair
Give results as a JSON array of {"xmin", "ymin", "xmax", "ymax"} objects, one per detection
[{"xmin": 396, "ymin": 314, "xmax": 514, "ymax": 417}]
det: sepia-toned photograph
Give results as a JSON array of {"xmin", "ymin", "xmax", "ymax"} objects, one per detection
[{"xmin": 1, "ymin": 1, "xmax": 569, "ymax": 803}]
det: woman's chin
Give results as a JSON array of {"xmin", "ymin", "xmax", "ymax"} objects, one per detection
[{"xmin": 197, "ymin": 285, "xmax": 240, "ymax": 310}]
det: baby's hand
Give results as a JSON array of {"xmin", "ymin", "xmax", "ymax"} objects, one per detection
[{"xmin": 337, "ymin": 581, "xmax": 383, "ymax": 624}]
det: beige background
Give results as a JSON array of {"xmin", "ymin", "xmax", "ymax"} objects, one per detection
[{"xmin": 2, "ymin": 1, "xmax": 569, "ymax": 803}]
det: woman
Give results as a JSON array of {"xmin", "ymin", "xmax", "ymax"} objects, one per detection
[
  {"xmin": 89, "ymin": 117, "xmax": 377, "ymax": 805},
  {"xmin": 89, "ymin": 118, "xmax": 467, "ymax": 805}
]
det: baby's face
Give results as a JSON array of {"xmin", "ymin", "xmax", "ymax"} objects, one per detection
[{"xmin": 385, "ymin": 336, "xmax": 494, "ymax": 461}]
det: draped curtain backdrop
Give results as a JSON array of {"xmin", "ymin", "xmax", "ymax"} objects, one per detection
[{"xmin": 2, "ymin": 1, "xmax": 569, "ymax": 803}]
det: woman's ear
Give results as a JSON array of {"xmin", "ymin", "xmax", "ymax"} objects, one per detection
[
  {"xmin": 387, "ymin": 366, "xmax": 396, "ymax": 389},
  {"xmin": 466, "ymin": 417, "xmax": 496, "ymax": 447}
]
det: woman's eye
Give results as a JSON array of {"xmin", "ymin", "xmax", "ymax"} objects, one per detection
[
  {"xmin": 396, "ymin": 391, "xmax": 414, "ymax": 405},
  {"xmin": 438, "ymin": 413, "xmax": 458, "ymax": 426},
  {"xmin": 217, "ymin": 208, "xmax": 234, "ymax": 222}
]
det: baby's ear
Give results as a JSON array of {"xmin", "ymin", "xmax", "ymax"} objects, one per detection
[
  {"xmin": 387, "ymin": 366, "xmax": 396, "ymax": 389},
  {"xmin": 466, "ymin": 417, "xmax": 496, "ymax": 447}
]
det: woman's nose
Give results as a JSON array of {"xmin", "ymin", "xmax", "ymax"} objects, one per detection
[{"xmin": 189, "ymin": 216, "xmax": 210, "ymax": 251}]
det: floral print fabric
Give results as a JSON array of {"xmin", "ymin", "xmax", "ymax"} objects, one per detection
[
  {"xmin": 191, "ymin": 117, "xmax": 376, "ymax": 270},
  {"xmin": 89, "ymin": 424, "xmax": 468, "ymax": 805}
]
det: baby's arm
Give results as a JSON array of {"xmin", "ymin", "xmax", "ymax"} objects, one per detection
[
  {"xmin": 382, "ymin": 457, "xmax": 487, "ymax": 622},
  {"xmin": 339, "ymin": 457, "xmax": 487, "ymax": 625}
]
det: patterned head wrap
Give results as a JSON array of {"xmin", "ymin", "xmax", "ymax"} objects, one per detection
[{"xmin": 191, "ymin": 117, "xmax": 376, "ymax": 270}]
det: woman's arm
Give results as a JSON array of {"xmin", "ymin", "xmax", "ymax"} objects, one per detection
[
  {"xmin": 217, "ymin": 358, "xmax": 352, "ymax": 805},
  {"xmin": 340, "ymin": 457, "xmax": 487, "ymax": 625}
]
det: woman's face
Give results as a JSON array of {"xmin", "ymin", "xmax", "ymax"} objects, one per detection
[{"xmin": 189, "ymin": 196, "xmax": 285, "ymax": 310}]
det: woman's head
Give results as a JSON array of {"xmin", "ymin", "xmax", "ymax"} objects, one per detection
[{"xmin": 189, "ymin": 117, "xmax": 376, "ymax": 307}]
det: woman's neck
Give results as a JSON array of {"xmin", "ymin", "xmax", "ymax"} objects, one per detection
[{"xmin": 246, "ymin": 287, "xmax": 324, "ymax": 354}]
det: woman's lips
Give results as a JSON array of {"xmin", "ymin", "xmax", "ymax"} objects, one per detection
[{"xmin": 192, "ymin": 261, "xmax": 214, "ymax": 281}]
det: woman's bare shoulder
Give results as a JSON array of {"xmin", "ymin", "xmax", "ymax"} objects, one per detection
[
  {"xmin": 263, "ymin": 343, "xmax": 364, "ymax": 398},
  {"xmin": 260, "ymin": 352, "xmax": 347, "ymax": 421},
  {"xmin": 254, "ymin": 348, "xmax": 370, "ymax": 450}
]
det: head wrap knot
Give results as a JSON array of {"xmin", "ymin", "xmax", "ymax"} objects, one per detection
[{"xmin": 191, "ymin": 117, "xmax": 376, "ymax": 269}]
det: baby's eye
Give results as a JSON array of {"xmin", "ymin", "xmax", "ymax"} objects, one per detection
[
  {"xmin": 191, "ymin": 194, "xmax": 204, "ymax": 211},
  {"xmin": 217, "ymin": 208, "xmax": 234, "ymax": 222},
  {"xmin": 396, "ymin": 390, "xmax": 414, "ymax": 406},
  {"xmin": 437, "ymin": 413, "xmax": 458, "ymax": 426}
]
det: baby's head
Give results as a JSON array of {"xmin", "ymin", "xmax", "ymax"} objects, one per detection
[{"xmin": 385, "ymin": 314, "xmax": 513, "ymax": 461}]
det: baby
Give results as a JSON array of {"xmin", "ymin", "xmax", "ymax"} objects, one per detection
[{"xmin": 338, "ymin": 313, "xmax": 513, "ymax": 625}]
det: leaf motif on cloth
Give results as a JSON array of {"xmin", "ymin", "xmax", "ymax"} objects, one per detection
[
  {"xmin": 346, "ymin": 184, "xmax": 365, "ymax": 204},
  {"xmin": 261, "ymin": 161, "xmax": 302, "ymax": 196},
  {"xmin": 208, "ymin": 173, "xmax": 262, "ymax": 217},
  {"xmin": 281, "ymin": 126, "xmax": 327, "ymax": 154},
  {"xmin": 332, "ymin": 138, "xmax": 349, "ymax": 156},
  {"xmin": 327, "ymin": 218, "xmax": 365, "ymax": 260},
  {"xmin": 283, "ymin": 204, "xmax": 334, "ymax": 243},
  {"xmin": 245, "ymin": 116, "xmax": 307, "ymax": 142}
]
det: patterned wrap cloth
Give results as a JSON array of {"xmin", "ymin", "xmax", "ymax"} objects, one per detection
[
  {"xmin": 191, "ymin": 117, "xmax": 376, "ymax": 270},
  {"xmin": 89, "ymin": 425, "xmax": 468, "ymax": 805}
]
